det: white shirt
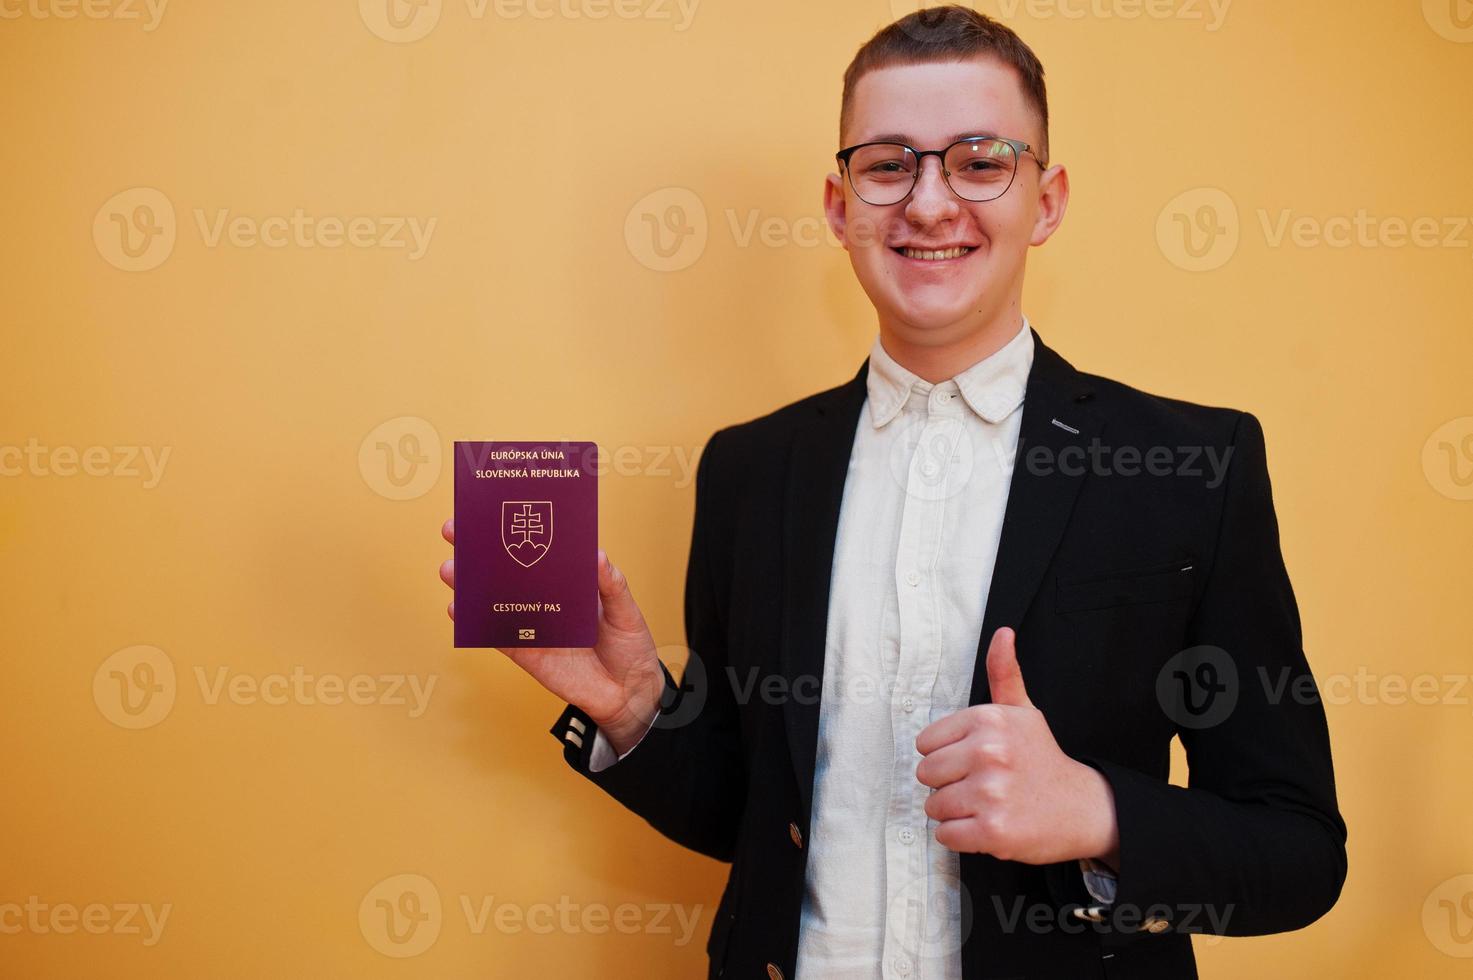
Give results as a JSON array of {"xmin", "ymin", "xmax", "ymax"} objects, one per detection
[
  {"xmin": 591, "ymin": 315, "xmax": 1112, "ymax": 976},
  {"xmin": 794, "ymin": 317, "xmax": 1032, "ymax": 979}
]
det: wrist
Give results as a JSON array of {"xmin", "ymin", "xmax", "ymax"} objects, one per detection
[
  {"xmin": 1071, "ymin": 761, "xmax": 1121, "ymax": 867},
  {"xmin": 598, "ymin": 713, "xmax": 653, "ymax": 756},
  {"xmin": 593, "ymin": 663, "xmax": 666, "ymax": 754}
]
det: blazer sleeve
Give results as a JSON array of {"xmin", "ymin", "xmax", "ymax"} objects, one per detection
[
  {"xmin": 547, "ymin": 428, "xmax": 746, "ymax": 862},
  {"xmin": 1076, "ymin": 411, "xmax": 1348, "ymax": 935}
]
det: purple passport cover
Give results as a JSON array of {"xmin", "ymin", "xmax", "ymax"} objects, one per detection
[{"xmin": 454, "ymin": 441, "xmax": 597, "ymax": 648}]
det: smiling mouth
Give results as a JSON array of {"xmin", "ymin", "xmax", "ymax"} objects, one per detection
[{"xmin": 892, "ymin": 246, "xmax": 975, "ymax": 261}]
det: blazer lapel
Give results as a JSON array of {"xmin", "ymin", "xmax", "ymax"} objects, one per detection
[
  {"xmin": 778, "ymin": 361, "xmax": 868, "ymax": 822},
  {"xmin": 968, "ymin": 330, "xmax": 1103, "ymax": 706}
]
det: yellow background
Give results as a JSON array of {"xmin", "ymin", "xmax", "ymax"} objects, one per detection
[{"xmin": 2, "ymin": 0, "xmax": 1471, "ymax": 976}]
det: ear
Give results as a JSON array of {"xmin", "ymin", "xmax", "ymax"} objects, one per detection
[
  {"xmin": 1029, "ymin": 163, "xmax": 1070, "ymax": 247},
  {"xmin": 823, "ymin": 171, "xmax": 849, "ymax": 248}
]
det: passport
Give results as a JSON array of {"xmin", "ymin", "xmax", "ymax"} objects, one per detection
[{"xmin": 453, "ymin": 441, "xmax": 598, "ymax": 648}]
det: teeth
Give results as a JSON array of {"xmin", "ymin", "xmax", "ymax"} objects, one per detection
[{"xmin": 902, "ymin": 246, "xmax": 971, "ymax": 261}]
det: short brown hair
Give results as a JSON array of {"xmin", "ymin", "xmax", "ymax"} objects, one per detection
[{"xmin": 839, "ymin": 5, "xmax": 1050, "ymax": 164}]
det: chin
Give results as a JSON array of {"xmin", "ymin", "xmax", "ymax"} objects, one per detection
[{"xmin": 885, "ymin": 294, "xmax": 986, "ymax": 334}]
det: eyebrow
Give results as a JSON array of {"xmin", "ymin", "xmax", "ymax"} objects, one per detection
[{"xmin": 860, "ymin": 131, "xmax": 1000, "ymax": 145}]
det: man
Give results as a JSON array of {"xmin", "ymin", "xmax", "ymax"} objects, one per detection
[{"xmin": 440, "ymin": 7, "xmax": 1346, "ymax": 977}]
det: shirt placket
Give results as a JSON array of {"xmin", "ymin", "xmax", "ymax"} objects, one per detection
[{"xmin": 884, "ymin": 382, "xmax": 962, "ymax": 980}]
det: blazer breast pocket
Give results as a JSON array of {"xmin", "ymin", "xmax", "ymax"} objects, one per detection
[{"xmin": 1055, "ymin": 556, "xmax": 1198, "ymax": 614}]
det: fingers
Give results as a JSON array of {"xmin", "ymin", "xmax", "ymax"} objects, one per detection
[
  {"xmin": 985, "ymin": 626, "xmax": 1033, "ymax": 708},
  {"xmin": 916, "ymin": 738, "xmax": 999, "ymax": 789},
  {"xmin": 932, "ymin": 815, "xmax": 988, "ymax": 854},
  {"xmin": 596, "ymin": 550, "xmax": 646, "ymax": 633},
  {"xmin": 441, "ymin": 519, "xmax": 455, "ymax": 614},
  {"xmin": 916, "ymin": 707, "xmax": 979, "ymax": 756},
  {"xmin": 923, "ymin": 781, "xmax": 978, "ymax": 823}
]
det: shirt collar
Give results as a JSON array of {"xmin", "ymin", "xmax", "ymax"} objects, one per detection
[{"xmin": 865, "ymin": 315, "xmax": 1035, "ymax": 428}]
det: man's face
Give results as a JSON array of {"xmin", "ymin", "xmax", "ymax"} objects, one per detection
[{"xmin": 825, "ymin": 58, "xmax": 1067, "ymax": 345}]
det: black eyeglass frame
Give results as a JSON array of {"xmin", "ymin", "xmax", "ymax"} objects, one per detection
[{"xmin": 834, "ymin": 136, "xmax": 1048, "ymax": 205}]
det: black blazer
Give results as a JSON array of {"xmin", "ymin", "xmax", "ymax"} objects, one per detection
[{"xmin": 551, "ymin": 329, "xmax": 1347, "ymax": 979}]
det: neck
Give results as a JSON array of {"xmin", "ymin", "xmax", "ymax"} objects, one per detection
[{"xmin": 877, "ymin": 304, "xmax": 1026, "ymax": 384}]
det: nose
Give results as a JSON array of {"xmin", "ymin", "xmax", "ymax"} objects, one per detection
[{"xmin": 904, "ymin": 156, "xmax": 960, "ymax": 227}]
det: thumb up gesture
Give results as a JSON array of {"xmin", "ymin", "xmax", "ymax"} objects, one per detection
[{"xmin": 915, "ymin": 627, "xmax": 1120, "ymax": 867}]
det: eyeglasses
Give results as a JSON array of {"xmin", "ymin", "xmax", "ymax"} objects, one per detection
[{"xmin": 835, "ymin": 136, "xmax": 1047, "ymax": 206}]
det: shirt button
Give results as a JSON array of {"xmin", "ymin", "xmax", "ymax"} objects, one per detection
[
  {"xmin": 901, "ymin": 696, "xmax": 915, "ymax": 712},
  {"xmin": 920, "ymin": 460, "xmax": 938, "ymax": 477},
  {"xmin": 892, "ymin": 956, "xmax": 912, "ymax": 976},
  {"xmin": 898, "ymin": 827, "xmax": 916, "ymax": 845},
  {"xmin": 905, "ymin": 570, "xmax": 920, "ymax": 587}
]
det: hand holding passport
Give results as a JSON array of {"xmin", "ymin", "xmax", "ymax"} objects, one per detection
[{"xmin": 439, "ymin": 441, "xmax": 664, "ymax": 754}]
